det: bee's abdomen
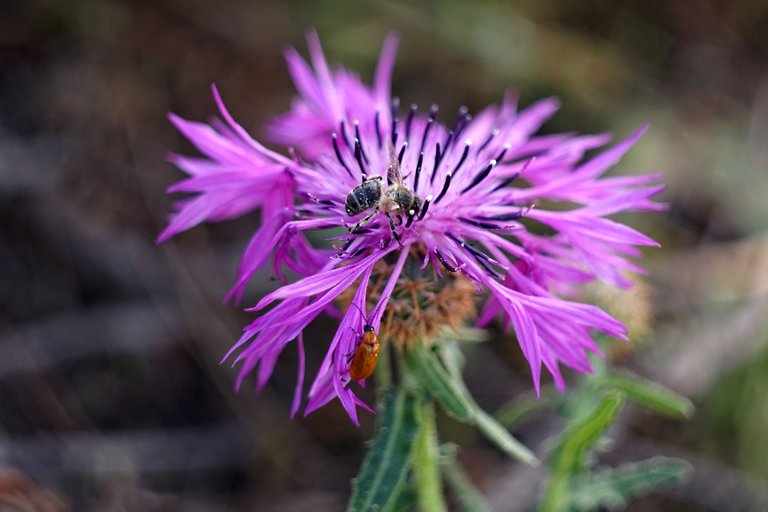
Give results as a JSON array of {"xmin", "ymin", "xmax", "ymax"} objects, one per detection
[{"xmin": 345, "ymin": 180, "xmax": 382, "ymax": 216}]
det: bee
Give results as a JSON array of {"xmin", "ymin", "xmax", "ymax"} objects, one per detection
[
  {"xmin": 345, "ymin": 141, "xmax": 421, "ymax": 245},
  {"xmin": 345, "ymin": 304, "xmax": 381, "ymax": 386}
]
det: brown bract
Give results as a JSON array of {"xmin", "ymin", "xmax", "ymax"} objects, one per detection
[{"xmin": 339, "ymin": 246, "xmax": 478, "ymax": 349}]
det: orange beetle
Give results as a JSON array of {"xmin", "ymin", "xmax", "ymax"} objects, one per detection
[{"xmin": 348, "ymin": 323, "xmax": 380, "ymax": 382}]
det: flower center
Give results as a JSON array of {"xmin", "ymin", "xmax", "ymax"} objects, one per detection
[{"xmin": 340, "ymin": 245, "xmax": 478, "ymax": 349}]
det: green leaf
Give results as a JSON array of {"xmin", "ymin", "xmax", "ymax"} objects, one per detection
[
  {"xmin": 405, "ymin": 345, "xmax": 474, "ymax": 422},
  {"xmin": 495, "ymin": 387, "xmax": 557, "ymax": 429},
  {"xmin": 474, "ymin": 410, "xmax": 539, "ymax": 466},
  {"xmin": 440, "ymin": 445, "xmax": 493, "ymax": 512},
  {"xmin": 553, "ymin": 391, "xmax": 625, "ymax": 474},
  {"xmin": 541, "ymin": 391, "xmax": 625, "ymax": 512},
  {"xmin": 386, "ymin": 483, "xmax": 418, "ymax": 512},
  {"xmin": 604, "ymin": 370, "xmax": 694, "ymax": 419},
  {"xmin": 407, "ymin": 344, "xmax": 538, "ymax": 465},
  {"xmin": 347, "ymin": 389, "xmax": 421, "ymax": 512},
  {"xmin": 436, "ymin": 340, "xmax": 466, "ymax": 379},
  {"xmin": 568, "ymin": 457, "xmax": 691, "ymax": 510}
]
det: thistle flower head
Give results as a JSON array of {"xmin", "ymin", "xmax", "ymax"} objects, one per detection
[{"xmin": 161, "ymin": 31, "xmax": 664, "ymax": 425}]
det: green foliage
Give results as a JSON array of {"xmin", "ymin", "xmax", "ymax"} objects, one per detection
[
  {"xmin": 495, "ymin": 387, "xmax": 557, "ymax": 429},
  {"xmin": 387, "ymin": 483, "xmax": 418, "ymax": 512},
  {"xmin": 474, "ymin": 409, "xmax": 539, "ymax": 466},
  {"xmin": 550, "ymin": 391, "xmax": 626, "ymax": 476},
  {"xmin": 404, "ymin": 344, "xmax": 474, "ymax": 422},
  {"xmin": 698, "ymin": 340, "xmax": 768, "ymax": 480},
  {"xmin": 541, "ymin": 392, "xmax": 626, "ymax": 512},
  {"xmin": 351, "ymin": 340, "xmax": 693, "ymax": 512},
  {"xmin": 347, "ymin": 389, "xmax": 421, "ymax": 512},
  {"xmin": 530, "ymin": 357, "xmax": 694, "ymax": 512},
  {"xmin": 568, "ymin": 457, "xmax": 691, "ymax": 510},
  {"xmin": 406, "ymin": 343, "xmax": 538, "ymax": 465},
  {"xmin": 603, "ymin": 370, "xmax": 694, "ymax": 419}
]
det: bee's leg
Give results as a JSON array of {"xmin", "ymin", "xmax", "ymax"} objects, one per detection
[
  {"xmin": 347, "ymin": 209, "xmax": 378, "ymax": 235},
  {"xmin": 385, "ymin": 212, "xmax": 403, "ymax": 247}
]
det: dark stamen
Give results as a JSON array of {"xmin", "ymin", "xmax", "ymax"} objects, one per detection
[
  {"xmin": 434, "ymin": 172, "xmax": 452, "ymax": 204},
  {"xmin": 454, "ymin": 112, "xmax": 472, "ymax": 144},
  {"xmin": 458, "ymin": 217, "xmax": 501, "ymax": 230},
  {"xmin": 390, "ymin": 97, "xmax": 400, "ymax": 144},
  {"xmin": 419, "ymin": 119, "xmax": 434, "ymax": 156},
  {"xmin": 491, "ymin": 172, "xmax": 520, "ymax": 192},
  {"xmin": 419, "ymin": 105, "xmax": 438, "ymax": 154},
  {"xmin": 304, "ymin": 193, "xmax": 336, "ymax": 207},
  {"xmin": 475, "ymin": 255, "xmax": 501, "ymax": 278},
  {"xmin": 446, "ymin": 233, "xmax": 494, "ymax": 262},
  {"xmin": 339, "ymin": 120, "xmax": 351, "ymax": 147},
  {"xmin": 413, "ymin": 152, "xmax": 424, "ymax": 193},
  {"xmin": 494, "ymin": 145, "xmax": 509, "ymax": 163},
  {"xmin": 332, "ymin": 133, "xmax": 353, "ymax": 178},
  {"xmin": 475, "ymin": 210, "xmax": 525, "ymax": 221},
  {"xmin": 430, "ymin": 142, "xmax": 443, "ymax": 184},
  {"xmin": 354, "ymin": 120, "xmax": 369, "ymax": 164},
  {"xmin": 435, "ymin": 249, "xmax": 459, "ymax": 272},
  {"xmin": 398, "ymin": 141, "xmax": 408, "ymax": 165},
  {"xmin": 477, "ymin": 128, "xmax": 499, "ymax": 154},
  {"xmin": 418, "ymin": 194, "xmax": 432, "ymax": 220},
  {"xmin": 451, "ymin": 141, "xmax": 471, "ymax": 178},
  {"xmin": 461, "ymin": 159, "xmax": 497, "ymax": 194},
  {"xmin": 405, "ymin": 103, "xmax": 417, "ymax": 142},
  {"xmin": 374, "ymin": 110, "xmax": 382, "ymax": 149},
  {"xmin": 351, "ymin": 225, "xmax": 375, "ymax": 235},
  {"xmin": 451, "ymin": 106, "xmax": 468, "ymax": 135},
  {"xmin": 445, "ymin": 234, "xmax": 502, "ymax": 277},
  {"xmin": 405, "ymin": 208, "xmax": 417, "ymax": 228},
  {"xmin": 354, "ymin": 138, "xmax": 367, "ymax": 177}
]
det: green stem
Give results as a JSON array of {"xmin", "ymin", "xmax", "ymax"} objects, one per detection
[
  {"xmin": 413, "ymin": 398, "xmax": 447, "ymax": 512},
  {"xmin": 375, "ymin": 341, "xmax": 393, "ymax": 411}
]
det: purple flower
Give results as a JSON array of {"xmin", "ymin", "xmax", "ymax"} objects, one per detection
[{"xmin": 161, "ymin": 31, "xmax": 664, "ymax": 425}]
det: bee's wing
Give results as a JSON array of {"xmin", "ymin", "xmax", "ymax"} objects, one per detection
[{"xmin": 386, "ymin": 139, "xmax": 403, "ymax": 185}]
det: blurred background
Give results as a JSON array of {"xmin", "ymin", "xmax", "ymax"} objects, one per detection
[{"xmin": 1, "ymin": 0, "xmax": 768, "ymax": 510}]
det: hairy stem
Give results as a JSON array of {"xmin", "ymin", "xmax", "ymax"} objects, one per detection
[{"xmin": 413, "ymin": 398, "xmax": 447, "ymax": 512}]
